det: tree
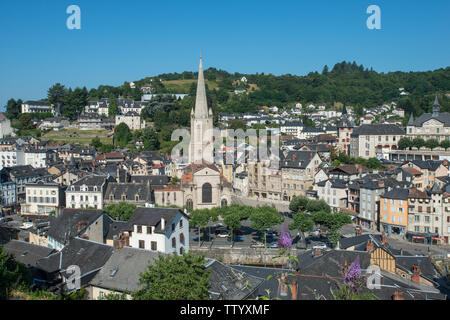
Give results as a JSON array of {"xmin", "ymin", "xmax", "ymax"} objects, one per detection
[
  {"xmin": 91, "ymin": 137, "xmax": 102, "ymax": 149},
  {"xmin": 114, "ymin": 123, "xmax": 132, "ymax": 148},
  {"xmin": 223, "ymin": 213, "xmax": 241, "ymax": 245},
  {"xmin": 250, "ymin": 206, "xmax": 283, "ymax": 247},
  {"xmin": 289, "ymin": 213, "xmax": 314, "ymax": 233},
  {"xmin": 142, "ymin": 126, "xmax": 160, "ymax": 151},
  {"xmin": 14, "ymin": 113, "xmax": 35, "ymax": 131},
  {"xmin": 289, "ymin": 196, "xmax": 309, "ymax": 213},
  {"xmin": 440, "ymin": 140, "xmax": 450, "ymax": 150},
  {"xmin": 108, "ymin": 95, "xmax": 118, "ymax": 117},
  {"xmin": 306, "ymin": 199, "xmax": 331, "ymax": 213},
  {"xmin": 100, "ymin": 144, "xmax": 114, "ymax": 153},
  {"xmin": 104, "ymin": 203, "xmax": 136, "ymax": 221},
  {"xmin": 412, "ymin": 137, "xmax": 426, "ymax": 149},
  {"xmin": 190, "ymin": 210, "xmax": 211, "ymax": 247},
  {"xmin": 397, "ymin": 137, "xmax": 412, "ymax": 150},
  {"xmin": 133, "ymin": 253, "xmax": 210, "ymax": 300},
  {"xmin": 0, "ymin": 247, "xmax": 32, "ymax": 300},
  {"xmin": 47, "ymin": 83, "xmax": 66, "ymax": 114},
  {"xmin": 366, "ymin": 158, "xmax": 381, "ymax": 170},
  {"xmin": 425, "ymin": 139, "xmax": 440, "ymax": 150},
  {"xmin": 5, "ymin": 99, "xmax": 22, "ymax": 120}
]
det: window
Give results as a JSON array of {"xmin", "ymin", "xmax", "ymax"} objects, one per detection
[
  {"xmin": 137, "ymin": 226, "xmax": 142, "ymax": 233},
  {"xmin": 180, "ymin": 220, "xmax": 183, "ymax": 228},
  {"xmin": 172, "ymin": 238, "xmax": 176, "ymax": 248},
  {"xmin": 147, "ymin": 226, "xmax": 152, "ymax": 234},
  {"xmin": 151, "ymin": 242, "xmax": 157, "ymax": 251},
  {"xmin": 180, "ymin": 233, "xmax": 184, "ymax": 244},
  {"xmin": 415, "ymin": 215, "xmax": 420, "ymax": 222},
  {"xmin": 202, "ymin": 183, "xmax": 212, "ymax": 203},
  {"xmin": 172, "ymin": 223, "xmax": 175, "ymax": 232}
]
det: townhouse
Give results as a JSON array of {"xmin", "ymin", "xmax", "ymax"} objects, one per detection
[
  {"xmin": 280, "ymin": 150, "xmax": 323, "ymax": 201},
  {"xmin": 66, "ymin": 175, "xmax": 113, "ymax": 210},
  {"xmin": 350, "ymin": 124, "xmax": 405, "ymax": 159}
]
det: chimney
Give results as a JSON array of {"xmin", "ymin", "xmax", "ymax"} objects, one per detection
[
  {"xmin": 77, "ymin": 221, "xmax": 87, "ymax": 232},
  {"xmin": 378, "ymin": 180, "xmax": 385, "ymax": 188},
  {"xmin": 313, "ymin": 248, "xmax": 322, "ymax": 257},
  {"xmin": 161, "ymin": 218, "xmax": 165, "ymax": 230},
  {"xmin": 382, "ymin": 232, "xmax": 387, "ymax": 246},
  {"xmin": 392, "ymin": 291, "xmax": 404, "ymax": 300},
  {"xmin": 291, "ymin": 278, "xmax": 297, "ymax": 300},
  {"xmin": 366, "ymin": 240, "xmax": 374, "ymax": 252},
  {"xmin": 411, "ymin": 265, "xmax": 421, "ymax": 283}
]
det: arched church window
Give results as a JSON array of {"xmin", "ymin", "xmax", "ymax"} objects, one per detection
[
  {"xmin": 221, "ymin": 198, "xmax": 228, "ymax": 207},
  {"xmin": 202, "ymin": 183, "xmax": 212, "ymax": 203},
  {"xmin": 186, "ymin": 199, "xmax": 193, "ymax": 211}
]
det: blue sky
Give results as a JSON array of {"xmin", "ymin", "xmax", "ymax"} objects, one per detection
[{"xmin": 0, "ymin": 0, "xmax": 449, "ymax": 107}]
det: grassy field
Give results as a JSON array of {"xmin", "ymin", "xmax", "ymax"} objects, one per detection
[
  {"xmin": 42, "ymin": 129, "xmax": 113, "ymax": 145},
  {"xmin": 163, "ymin": 79, "xmax": 219, "ymax": 93}
]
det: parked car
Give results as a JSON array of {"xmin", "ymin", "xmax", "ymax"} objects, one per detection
[
  {"xmin": 216, "ymin": 230, "xmax": 230, "ymax": 238},
  {"xmin": 250, "ymin": 241, "xmax": 265, "ymax": 248},
  {"xmin": 267, "ymin": 243, "xmax": 278, "ymax": 248},
  {"xmin": 312, "ymin": 242, "xmax": 327, "ymax": 250}
]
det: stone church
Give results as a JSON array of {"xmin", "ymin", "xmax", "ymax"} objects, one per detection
[{"xmin": 154, "ymin": 57, "xmax": 232, "ymax": 211}]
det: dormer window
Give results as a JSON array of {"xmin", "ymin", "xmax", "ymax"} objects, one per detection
[
  {"xmin": 135, "ymin": 195, "xmax": 139, "ymax": 201},
  {"xmin": 122, "ymin": 194, "xmax": 127, "ymax": 201}
]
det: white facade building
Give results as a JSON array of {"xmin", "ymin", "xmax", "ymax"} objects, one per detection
[
  {"xmin": 0, "ymin": 149, "xmax": 25, "ymax": 169},
  {"xmin": 66, "ymin": 175, "xmax": 109, "ymax": 210},
  {"xmin": 128, "ymin": 207, "xmax": 190, "ymax": 255}
]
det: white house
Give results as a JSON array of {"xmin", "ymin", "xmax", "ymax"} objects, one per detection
[
  {"xmin": 24, "ymin": 150, "xmax": 48, "ymax": 168},
  {"xmin": 128, "ymin": 207, "xmax": 189, "ymax": 256},
  {"xmin": 22, "ymin": 182, "xmax": 63, "ymax": 216},
  {"xmin": 21, "ymin": 101, "xmax": 54, "ymax": 114},
  {"xmin": 66, "ymin": 175, "xmax": 111, "ymax": 210},
  {"xmin": 0, "ymin": 149, "xmax": 25, "ymax": 169},
  {"xmin": 115, "ymin": 112, "xmax": 145, "ymax": 131}
]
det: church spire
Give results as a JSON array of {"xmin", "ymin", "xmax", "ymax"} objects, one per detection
[
  {"xmin": 194, "ymin": 56, "xmax": 209, "ymax": 119},
  {"xmin": 432, "ymin": 95, "xmax": 440, "ymax": 117},
  {"xmin": 408, "ymin": 113, "xmax": 414, "ymax": 126}
]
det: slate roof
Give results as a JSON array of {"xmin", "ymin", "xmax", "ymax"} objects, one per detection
[
  {"xmin": 229, "ymin": 265, "xmax": 297, "ymax": 300},
  {"xmin": 89, "ymin": 247, "xmax": 162, "ymax": 293},
  {"xmin": 130, "ymin": 175, "xmax": 170, "ymax": 186},
  {"xmin": 206, "ymin": 259, "xmax": 265, "ymax": 300},
  {"xmin": 46, "ymin": 209, "xmax": 105, "ymax": 244},
  {"xmin": 104, "ymin": 183, "xmax": 152, "ymax": 202},
  {"xmin": 381, "ymin": 187, "xmax": 409, "ymax": 200},
  {"xmin": 280, "ymin": 150, "xmax": 317, "ymax": 169},
  {"xmin": 105, "ymin": 221, "xmax": 129, "ymax": 240},
  {"xmin": 36, "ymin": 238, "xmax": 113, "ymax": 283},
  {"xmin": 2, "ymin": 240, "xmax": 55, "ymax": 267},
  {"xmin": 69, "ymin": 175, "xmax": 108, "ymax": 191},
  {"xmin": 126, "ymin": 207, "xmax": 187, "ymax": 234},
  {"xmin": 351, "ymin": 124, "xmax": 405, "ymax": 137},
  {"xmin": 339, "ymin": 234, "xmax": 383, "ymax": 250},
  {"xmin": 2, "ymin": 165, "xmax": 51, "ymax": 179},
  {"xmin": 295, "ymin": 249, "xmax": 445, "ymax": 300},
  {"xmin": 411, "ymin": 160, "xmax": 443, "ymax": 171}
]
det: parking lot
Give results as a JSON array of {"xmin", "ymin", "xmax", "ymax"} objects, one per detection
[{"xmin": 189, "ymin": 213, "xmax": 330, "ymax": 249}]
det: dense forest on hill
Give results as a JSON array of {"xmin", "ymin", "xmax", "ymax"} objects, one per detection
[
  {"xmin": 5, "ymin": 62, "xmax": 450, "ymax": 122},
  {"xmin": 135, "ymin": 61, "xmax": 450, "ymax": 117}
]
